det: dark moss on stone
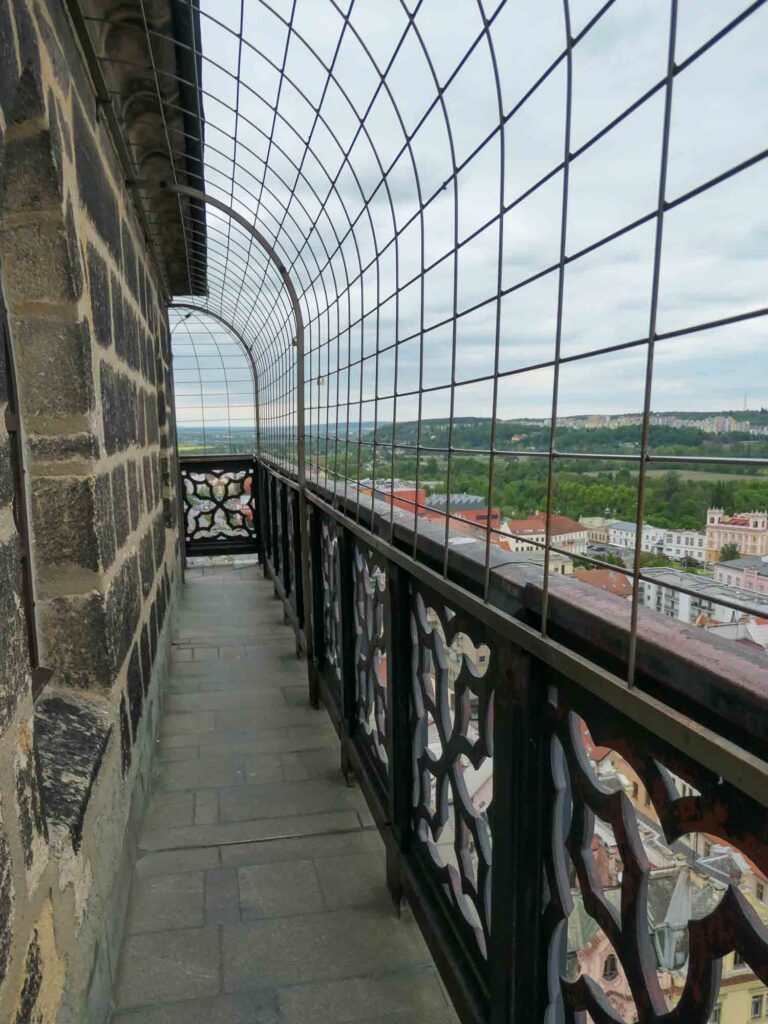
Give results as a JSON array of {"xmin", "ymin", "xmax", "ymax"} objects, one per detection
[
  {"xmin": 126, "ymin": 460, "xmax": 140, "ymax": 532},
  {"xmin": 15, "ymin": 739, "xmax": 45, "ymax": 870},
  {"xmin": 142, "ymin": 454, "xmax": 154, "ymax": 511},
  {"xmin": 121, "ymin": 221, "xmax": 138, "ymax": 300},
  {"xmin": 111, "ymin": 463, "xmax": 129, "ymax": 547},
  {"xmin": 0, "ymin": 820, "xmax": 13, "ymax": 991},
  {"xmin": 0, "ymin": 2, "xmax": 19, "ymax": 128},
  {"xmin": 149, "ymin": 599, "xmax": 158, "ymax": 661},
  {"xmin": 35, "ymin": 693, "xmax": 112, "ymax": 849},
  {"xmin": 0, "ymin": 539, "xmax": 28, "ymax": 733},
  {"xmin": 87, "ymin": 243, "xmax": 111, "ymax": 349},
  {"xmin": 13, "ymin": 928, "xmax": 42, "ymax": 1024},
  {"xmin": 73, "ymin": 97, "xmax": 120, "ymax": 258},
  {"xmin": 106, "ymin": 553, "xmax": 141, "ymax": 672},
  {"xmin": 139, "ymin": 531, "xmax": 154, "ymax": 599},
  {"xmin": 101, "ymin": 362, "xmax": 138, "ymax": 455},
  {"xmin": 139, "ymin": 624, "xmax": 151, "ymax": 696},
  {"xmin": 94, "ymin": 472, "xmax": 116, "ymax": 571},
  {"xmin": 126, "ymin": 644, "xmax": 143, "ymax": 737},
  {"xmin": 153, "ymin": 510, "xmax": 165, "ymax": 571},
  {"xmin": 119, "ymin": 695, "xmax": 131, "ymax": 777},
  {"xmin": 145, "ymin": 389, "xmax": 159, "ymax": 445},
  {"xmin": 64, "ymin": 196, "xmax": 83, "ymax": 301}
]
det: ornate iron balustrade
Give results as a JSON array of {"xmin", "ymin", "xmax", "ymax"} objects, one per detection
[
  {"xmin": 255, "ymin": 456, "xmax": 768, "ymax": 1024},
  {"xmin": 179, "ymin": 455, "xmax": 258, "ymax": 557}
]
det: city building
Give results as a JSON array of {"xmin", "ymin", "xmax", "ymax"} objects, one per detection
[
  {"xmin": 639, "ymin": 569, "xmax": 768, "ymax": 626},
  {"xmin": 422, "ymin": 493, "xmax": 501, "ymax": 527},
  {"xmin": 706, "ymin": 508, "xmax": 768, "ymax": 562},
  {"xmin": 578, "ymin": 516, "xmax": 618, "ymax": 544},
  {"xmin": 662, "ymin": 528, "xmax": 707, "ymax": 564},
  {"xmin": 573, "ymin": 568, "xmax": 632, "ymax": 598},
  {"xmin": 714, "ymin": 555, "xmax": 768, "ymax": 595},
  {"xmin": 501, "ymin": 513, "xmax": 588, "ymax": 555},
  {"xmin": 359, "ymin": 479, "xmax": 427, "ymax": 514}
]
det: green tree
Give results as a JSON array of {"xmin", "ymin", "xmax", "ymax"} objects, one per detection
[{"xmin": 719, "ymin": 543, "xmax": 740, "ymax": 562}]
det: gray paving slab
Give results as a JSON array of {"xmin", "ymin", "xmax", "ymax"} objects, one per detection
[{"xmin": 111, "ymin": 560, "xmax": 457, "ymax": 1024}]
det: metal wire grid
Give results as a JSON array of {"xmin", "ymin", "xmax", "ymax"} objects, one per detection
[
  {"xmin": 82, "ymin": 0, "xmax": 768, "ymax": 681},
  {"xmin": 169, "ymin": 309, "xmax": 257, "ymax": 453}
]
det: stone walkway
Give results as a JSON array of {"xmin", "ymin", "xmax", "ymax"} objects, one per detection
[{"xmin": 111, "ymin": 560, "xmax": 458, "ymax": 1024}]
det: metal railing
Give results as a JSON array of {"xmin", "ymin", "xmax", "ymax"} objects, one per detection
[
  {"xmin": 251, "ymin": 455, "xmax": 768, "ymax": 1024},
  {"xmin": 179, "ymin": 454, "xmax": 258, "ymax": 557}
]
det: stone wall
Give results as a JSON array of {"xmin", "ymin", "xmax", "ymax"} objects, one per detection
[{"xmin": 0, "ymin": 0, "xmax": 181, "ymax": 1020}]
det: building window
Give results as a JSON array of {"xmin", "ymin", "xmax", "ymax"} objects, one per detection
[
  {"xmin": 734, "ymin": 951, "xmax": 746, "ymax": 967},
  {"xmin": 709, "ymin": 1005, "xmax": 721, "ymax": 1024},
  {"xmin": 644, "ymin": 791, "xmax": 651, "ymax": 807},
  {"xmin": 631, "ymin": 782, "xmax": 638, "ymax": 799},
  {"xmin": 602, "ymin": 955, "xmax": 618, "ymax": 981},
  {"xmin": 750, "ymin": 994, "xmax": 762, "ymax": 1018},
  {"xmin": 703, "ymin": 841, "xmax": 712, "ymax": 857},
  {"xmin": 757, "ymin": 882, "xmax": 765, "ymax": 902}
]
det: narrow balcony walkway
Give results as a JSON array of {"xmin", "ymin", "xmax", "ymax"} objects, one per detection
[{"xmin": 111, "ymin": 559, "xmax": 458, "ymax": 1024}]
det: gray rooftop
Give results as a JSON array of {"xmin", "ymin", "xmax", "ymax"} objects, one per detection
[{"xmin": 425, "ymin": 493, "xmax": 488, "ymax": 511}]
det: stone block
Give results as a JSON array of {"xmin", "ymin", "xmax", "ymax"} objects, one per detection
[
  {"xmin": 114, "ymin": 928, "xmax": 220, "ymax": 1009},
  {"xmin": 111, "ymin": 463, "xmax": 130, "ymax": 547},
  {"xmin": 101, "ymin": 362, "xmax": 138, "ymax": 455},
  {"xmin": 0, "ymin": 813, "xmax": 14, "ymax": 991},
  {"xmin": 87, "ymin": 243, "xmax": 112, "ymax": 349},
  {"xmin": 12, "ymin": 317, "xmax": 93, "ymax": 419},
  {"xmin": 127, "ymin": 461, "xmax": 140, "ymax": 531},
  {"xmin": 112, "ymin": 993, "xmax": 280, "ymax": 1024},
  {"xmin": 14, "ymin": 721, "xmax": 46, "ymax": 871},
  {"xmin": 105, "ymin": 553, "xmax": 141, "ymax": 673},
  {"xmin": 120, "ymin": 695, "xmax": 131, "ymax": 776},
  {"xmin": 35, "ymin": 692, "xmax": 112, "ymax": 849},
  {"xmin": 142, "ymin": 453, "xmax": 153, "ymax": 511},
  {"xmin": 127, "ymin": 643, "xmax": 143, "ymax": 736},
  {"xmin": 28, "ymin": 432, "xmax": 99, "ymax": 463},
  {"xmin": 145, "ymin": 390, "xmax": 160, "ymax": 444},
  {"xmin": 135, "ymin": 847, "xmax": 219, "ymax": 879},
  {"xmin": 0, "ymin": 538, "xmax": 27, "ymax": 732},
  {"xmin": 140, "ymin": 624, "xmax": 151, "ymax": 695},
  {"xmin": 139, "ymin": 531, "xmax": 154, "ymax": 599},
  {"xmin": 30, "ymin": 476, "xmax": 100, "ymax": 570},
  {"xmin": 94, "ymin": 471, "xmax": 116, "ymax": 570},
  {"xmin": 153, "ymin": 510, "xmax": 165, "ymax": 568},
  {"xmin": 73, "ymin": 97, "xmax": 121, "ymax": 258},
  {"xmin": 0, "ymin": 218, "xmax": 78, "ymax": 305},
  {"xmin": 2, "ymin": 129, "xmax": 61, "ymax": 214},
  {"xmin": 39, "ymin": 592, "xmax": 112, "ymax": 690}
]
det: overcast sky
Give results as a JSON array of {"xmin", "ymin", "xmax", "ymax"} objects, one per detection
[{"xmin": 171, "ymin": 0, "xmax": 767, "ymax": 430}]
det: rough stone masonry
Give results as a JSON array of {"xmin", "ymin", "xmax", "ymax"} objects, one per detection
[{"xmin": 0, "ymin": 0, "xmax": 189, "ymax": 1020}]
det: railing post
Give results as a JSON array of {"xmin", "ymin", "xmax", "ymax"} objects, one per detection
[
  {"xmin": 384, "ymin": 560, "xmax": 412, "ymax": 910},
  {"xmin": 489, "ymin": 647, "xmax": 548, "ymax": 1024},
  {"xmin": 307, "ymin": 505, "xmax": 323, "ymax": 708},
  {"xmin": 290, "ymin": 487, "xmax": 304, "ymax": 650},
  {"xmin": 338, "ymin": 528, "xmax": 357, "ymax": 783}
]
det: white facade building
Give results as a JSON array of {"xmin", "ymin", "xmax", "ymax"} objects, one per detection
[
  {"xmin": 639, "ymin": 568, "xmax": 768, "ymax": 626},
  {"xmin": 662, "ymin": 529, "xmax": 707, "ymax": 564}
]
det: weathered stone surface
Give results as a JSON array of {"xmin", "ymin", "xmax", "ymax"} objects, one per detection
[
  {"xmin": 0, "ymin": 442, "xmax": 13, "ymax": 508},
  {"xmin": 0, "ymin": 218, "xmax": 77, "ymax": 305},
  {"xmin": 120, "ymin": 695, "xmax": 131, "ymax": 777},
  {"xmin": 35, "ymin": 693, "xmax": 111, "ymax": 849},
  {"xmin": 73, "ymin": 96, "xmax": 121, "ymax": 257},
  {"xmin": 121, "ymin": 221, "xmax": 138, "ymax": 301},
  {"xmin": 0, "ymin": 812, "xmax": 14, "ymax": 991},
  {"xmin": 106, "ymin": 554, "xmax": 141, "ymax": 673},
  {"xmin": 139, "ymin": 531, "xmax": 154, "ymax": 599},
  {"xmin": 0, "ymin": 3, "xmax": 19, "ymax": 128},
  {"xmin": 0, "ymin": 538, "xmax": 28, "ymax": 733},
  {"xmin": 140, "ymin": 625, "xmax": 151, "ymax": 696},
  {"xmin": 2, "ymin": 129, "xmax": 61, "ymax": 215},
  {"xmin": 145, "ymin": 390, "xmax": 159, "ymax": 445},
  {"xmin": 101, "ymin": 362, "xmax": 138, "ymax": 455},
  {"xmin": 88, "ymin": 243, "xmax": 112, "ymax": 349},
  {"xmin": 30, "ymin": 476, "xmax": 99, "ymax": 570},
  {"xmin": 15, "ymin": 724, "xmax": 46, "ymax": 870},
  {"xmin": 28, "ymin": 432, "xmax": 99, "ymax": 463},
  {"xmin": 141, "ymin": 453, "xmax": 152, "ymax": 511},
  {"xmin": 153, "ymin": 511, "xmax": 165, "ymax": 572},
  {"xmin": 94, "ymin": 471, "xmax": 116, "ymax": 571},
  {"xmin": 13, "ymin": 927, "xmax": 43, "ymax": 1024},
  {"xmin": 111, "ymin": 463, "xmax": 130, "ymax": 547},
  {"xmin": 64, "ymin": 196, "xmax": 83, "ymax": 300},
  {"xmin": 39, "ymin": 593, "xmax": 111, "ymax": 691},
  {"xmin": 12, "ymin": 317, "xmax": 93, "ymax": 419},
  {"xmin": 127, "ymin": 461, "xmax": 140, "ymax": 532},
  {"xmin": 127, "ymin": 644, "xmax": 143, "ymax": 737}
]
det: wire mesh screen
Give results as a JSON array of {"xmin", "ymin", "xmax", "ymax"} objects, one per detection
[
  {"xmin": 83, "ymin": 0, "xmax": 768, "ymax": 680},
  {"xmin": 170, "ymin": 309, "xmax": 257, "ymax": 453}
]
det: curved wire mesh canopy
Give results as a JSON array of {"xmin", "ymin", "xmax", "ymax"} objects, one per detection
[{"xmin": 85, "ymin": 0, "xmax": 768, "ymax": 656}]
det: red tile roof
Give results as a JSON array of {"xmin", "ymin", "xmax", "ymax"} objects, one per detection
[
  {"xmin": 573, "ymin": 569, "xmax": 633, "ymax": 598},
  {"xmin": 504, "ymin": 513, "xmax": 587, "ymax": 537}
]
